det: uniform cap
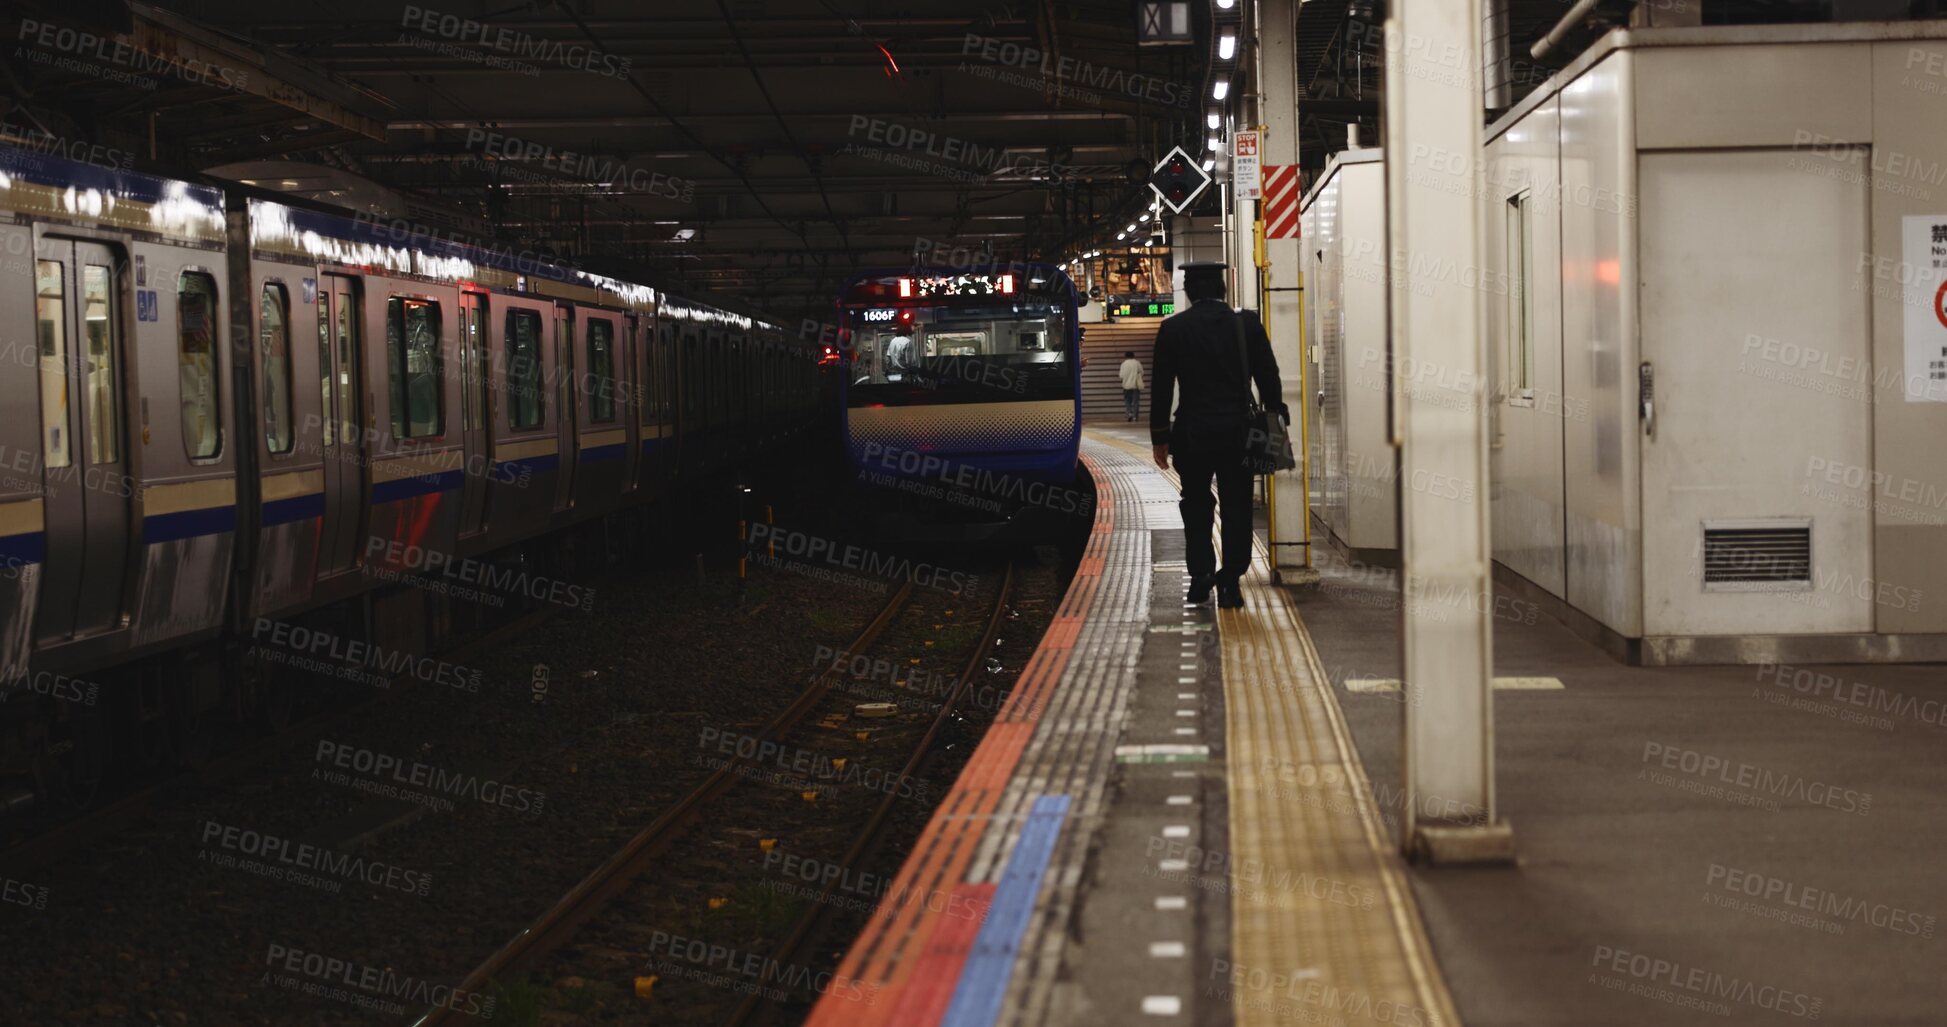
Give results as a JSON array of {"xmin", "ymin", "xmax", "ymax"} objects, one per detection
[{"xmin": 1180, "ymin": 261, "xmax": 1227, "ymax": 283}]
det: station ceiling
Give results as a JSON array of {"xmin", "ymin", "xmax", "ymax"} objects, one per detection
[{"xmin": 0, "ymin": 0, "xmax": 1847, "ymax": 322}]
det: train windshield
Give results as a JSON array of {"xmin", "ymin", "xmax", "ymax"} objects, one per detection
[{"xmin": 843, "ymin": 271, "xmax": 1076, "ymax": 408}]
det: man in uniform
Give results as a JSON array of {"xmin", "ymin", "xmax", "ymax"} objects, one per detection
[{"xmin": 1149, "ymin": 262, "xmax": 1287, "ymax": 609}]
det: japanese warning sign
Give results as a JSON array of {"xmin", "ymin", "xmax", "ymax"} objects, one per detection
[{"xmin": 1903, "ymin": 214, "xmax": 1947, "ymax": 402}]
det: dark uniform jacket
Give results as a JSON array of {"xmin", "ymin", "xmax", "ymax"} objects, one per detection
[{"xmin": 1149, "ymin": 299, "xmax": 1288, "ymax": 450}]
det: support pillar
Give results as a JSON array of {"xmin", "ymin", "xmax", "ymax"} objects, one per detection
[{"xmin": 1386, "ymin": 0, "xmax": 1514, "ymax": 863}]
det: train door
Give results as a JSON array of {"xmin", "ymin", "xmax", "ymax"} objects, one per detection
[
  {"xmin": 32, "ymin": 238, "xmax": 130, "ymax": 640},
  {"xmin": 554, "ymin": 308, "xmax": 577, "ymax": 511},
  {"xmin": 316, "ymin": 274, "xmax": 365, "ymax": 576},
  {"xmin": 622, "ymin": 314, "xmax": 641, "ymax": 491},
  {"xmin": 458, "ymin": 292, "xmax": 491, "ymax": 536}
]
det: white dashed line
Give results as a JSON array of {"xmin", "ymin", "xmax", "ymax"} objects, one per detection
[
  {"xmin": 1156, "ymin": 895, "xmax": 1188, "ymax": 910},
  {"xmin": 1149, "ymin": 941, "xmax": 1187, "ymax": 958},
  {"xmin": 1158, "ymin": 859, "xmax": 1190, "ymax": 872},
  {"xmin": 1177, "ymin": 692, "xmax": 1196, "ymax": 699},
  {"xmin": 1163, "ymin": 825, "xmax": 1191, "ymax": 838},
  {"xmin": 1176, "ymin": 709, "xmax": 1197, "ymax": 717},
  {"xmin": 1142, "ymin": 996, "xmax": 1183, "ymax": 1016},
  {"xmin": 1173, "ymin": 727, "xmax": 1196, "ymax": 736},
  {"xmin": 1166, "ymin": 795, "xmax": 1193, "ymax": 805}
]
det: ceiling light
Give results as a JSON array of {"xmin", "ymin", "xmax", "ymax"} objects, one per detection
[
  {"xmin": 1216, "ymin": 0, "xmax": 1236, "ymax": 8},
  {"xmin": 1140, "ymin": 212, "xmax": 1151, "ymax": 222},
  {"xmin": 1212, "ymin": 77, "xmax": 1229, "ymax": 101},
  {"xmin": 1126, "ymin": 223, "xmax": 1138, "ymax": 233},
  {"xmin": 1202, "ymin": 158, "xmax": 1215, "ymax": 171},
  {"xmin": 1219, "ymin": 32, "xmax": 1237, "ymax": 60},
  {"xmin": 672, "ymin": 227, "xmax": 696, "ymax": 241},
  {"xmin": 1207, "ymin": 111, "xmax": 1220, "ymax": 130},
  {"xmin": 1117, "ymin": 232, "xmax": 1127, "ymax": 240},
  {"xmin": 1208, "ymin": 136, "xmax": 1221, "ymax": 151}
]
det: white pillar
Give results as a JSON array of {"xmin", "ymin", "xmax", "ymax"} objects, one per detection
[{"xmin": 1386, "ymin": 0, "xmax": 1513, "ymax": 862}]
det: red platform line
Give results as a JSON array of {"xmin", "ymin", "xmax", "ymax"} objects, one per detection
[{"xmin": 877, "ymin": 883, "xmax": 996, "ymax": 1027}]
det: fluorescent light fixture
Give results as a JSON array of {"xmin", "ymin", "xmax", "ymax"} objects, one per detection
[
  {"xmin": 1218, "ymin": 32, "xmax": 1236, "ymax": 60},
  {"xmin": 1126, "ymin": 223, "xmax": 1138, "ymax": 233},
  {"xmin": 1216, "ymin": 0, "xmax": 1235, "ymax": 8},
  {"xmin": 1202, "ymin": 158, "xmax": 1215, "ymax": 171},
  {"xmin": 1206, "ymin": 111, "xmax": 1220, "ymax": 130},
  {"xmin": 672, "ymin": 227, "xmax": 696, "ymax": 241},
  {"xmin": 1117, "ymin": 232, "xmax": 1127, "ymax": 240},
  {"xmin": 1140, "ymin": 212, "xmax": 1151, "ymax": 222},
  {"xmin": 1212, "ymin": 77, "xmax": 1229, "ymax": 100},
  {"xmin": 1208, "ymin": 136, "xmax": 1221, "ymax": 151}
]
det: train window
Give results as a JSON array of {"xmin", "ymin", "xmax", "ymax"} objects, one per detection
[
  {"xmin": 260, "ymin": 284, "xmax": 294, "ymax": 454},
  {"xmin": 34, "ymin": 261, "xmax": 72, "ymax": 469},
  {"xmin": 847, "ymin": 299, "xmax": 1073, "ymax": 407},
  {"xmin": 386, "ymin": 297, "xmax": 444, "ymax": 438},
  {"xmin": 464, "ymin": 300, "xmax": 487, "ymax": 431},
  {"xmin": 317, "ymin": 286, "xmax": 333, "ymax": 451},
  {"xmin": 1506, "ymin": 191, "xmax": 1535, "ymax": 403},
  {"xmin": 587, "ymin": 319, "xmax": 616, "ymax": 423},
  {"xmin": 83, "ymin": 264, "xmax": 123, "ymax": 464},
  {"xmin": 506, "ymin": 308, "xmax": 545, "ymax": 429},
  {"xmin": 178, "ymin": 272, "xmax": 221, "ymax": 459}
]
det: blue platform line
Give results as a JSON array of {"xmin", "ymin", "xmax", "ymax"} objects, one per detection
[{"xmin": 940, "ymin": 793, "xmax": 1071, "ymax": 1027}]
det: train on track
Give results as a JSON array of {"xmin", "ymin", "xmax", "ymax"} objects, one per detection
[
  {"xmin": 836, "ymin": 263, "xmax": 1085, "ymax": 538},
  {"xmin": 0, "ymin": 147, "xmax": 830, "ymax": 815}
]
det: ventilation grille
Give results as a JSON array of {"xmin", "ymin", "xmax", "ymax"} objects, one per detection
[{"xmin": 1703, "ymin": 521, "xmax": 1812, "ymax": 589}]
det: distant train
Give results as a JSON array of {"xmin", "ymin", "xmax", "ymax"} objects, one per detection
[
  {"xmin": 835, "ymin": 264, "xmax": 1084, "ymax": 535},
  {"xmin": 0, "ymin": 148, "xmax": 827, "ymax": 811}
]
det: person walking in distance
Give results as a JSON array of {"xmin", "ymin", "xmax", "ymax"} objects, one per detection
[
  {"xmin": 1150, "ymin": 262, "xmax": 1288, "ymax": 609},
  {"xmin": 1119, "ymin": 350, "xmax": 1144, "ymax": 421}
]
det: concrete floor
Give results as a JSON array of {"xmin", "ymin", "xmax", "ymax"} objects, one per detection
[{"xmin": 1289, "ymin": 542, "xmax": 1947, "ymax": 1027}]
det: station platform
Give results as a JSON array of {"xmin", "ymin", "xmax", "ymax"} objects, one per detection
[{"xmin": 807, "ymin": 427, "xmax": 1947, "ymax": 1027}]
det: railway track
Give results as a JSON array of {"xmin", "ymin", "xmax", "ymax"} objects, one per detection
[
  {"xmin": 416, "ymin": 564, "xmax": 1019, "ymax": 1026},
  {"xmin": 722, "ymin": 560, "xmax": 1018, "ymax": 1027},
  {"xmin": 411, "ymin": 576, "xmax": 921, "ymax": 1026}
]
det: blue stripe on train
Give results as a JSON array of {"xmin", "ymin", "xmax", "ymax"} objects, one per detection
[
  {"xmin": 0, "ymin": 531, "xmax": 45, "ymax": 566},
  {"xmin": 580, "ymin": 443, "xmax": 627, "ymax": 464},
  {"xmin": 262, "ymin": 492, "xmax": 327, "ymax": 527},
  {"xmin": 143, "ymin": 505, "xmax": 238, "ymax": 544},
  {"xmin": 370, "ymin": 469, "xmax": 465, "ymax": 505}
]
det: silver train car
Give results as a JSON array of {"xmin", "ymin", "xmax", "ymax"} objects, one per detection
[{"xmin": 0, "ymin": 148, "xmax": 823, "ymax": 809}]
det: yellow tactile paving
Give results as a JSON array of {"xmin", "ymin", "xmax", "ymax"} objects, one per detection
[{"xmin": 1085, "ymin": 428, "xmax": 1463, "ymax": 1027}]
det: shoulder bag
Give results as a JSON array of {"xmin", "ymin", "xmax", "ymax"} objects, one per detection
[{"xmin": 1234, "ymin": 310, "xmax": 1297, "ymax": 473}]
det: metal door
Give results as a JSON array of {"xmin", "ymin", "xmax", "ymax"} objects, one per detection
[
  {"xmin": 317, "ymin": 274, "xmax": 365, "ymax": 574},
  {"xmin": 32, "ymin": 238, "xmax": 130, "ymax": 640},
  {"xmin": 1639, "ymin": 149, "xmax": 1872, "ymax": 635},
  {"xmin": 459, "ymin": 292, "xmax": 491, "ymax": 535}
]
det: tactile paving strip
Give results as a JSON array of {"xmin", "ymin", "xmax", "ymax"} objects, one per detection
[{"xmin": 1090, "ymin": 428, "xmax": 1463, "ymax": 1027}]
